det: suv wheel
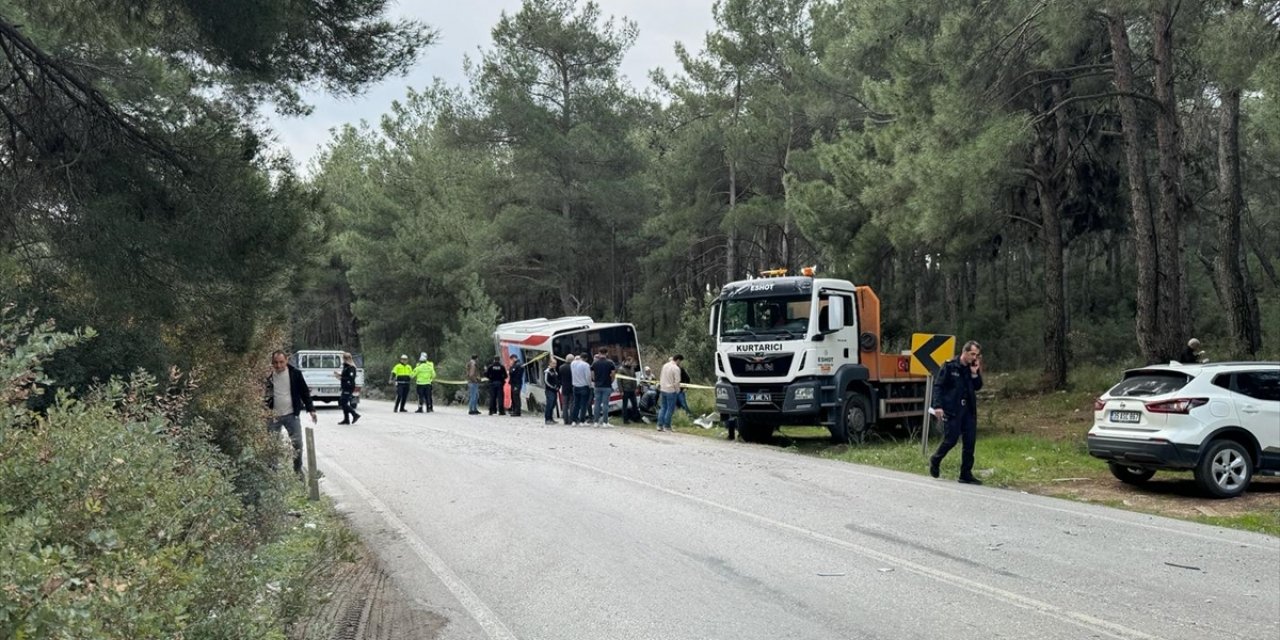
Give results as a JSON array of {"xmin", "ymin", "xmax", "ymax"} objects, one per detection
[
  {"xmin": 1108, "ymin": 462, "xmax": 1155, "ymax": 485},
  {"xmin": 1194, "ymin": 439, "xmax": 1254, "ymax": 499}
]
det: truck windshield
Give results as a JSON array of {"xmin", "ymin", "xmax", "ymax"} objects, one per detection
[{"xmin": 719, "ymin": 296, "xmax": 811, "ymax": 339}]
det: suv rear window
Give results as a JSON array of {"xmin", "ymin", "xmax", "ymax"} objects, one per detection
[{"xmin": 1109, "ymin": 372, "xmax": 1192, "ymax": 398}]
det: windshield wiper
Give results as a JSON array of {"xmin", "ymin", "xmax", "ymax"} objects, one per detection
[{"xmin": 723, "ymin": 328, "xmax": 763, "ymax": 341}]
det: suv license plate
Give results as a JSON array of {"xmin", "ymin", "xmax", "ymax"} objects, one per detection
[
  {"xmin": 1110, "ymin": 410, "xmax": 1141, "ymax": 424},
  {"xmin": 746, "ymin": 392, "xmax": 772, "ymax": 403}
]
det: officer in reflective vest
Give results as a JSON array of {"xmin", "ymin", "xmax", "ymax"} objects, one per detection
[
  {"xmin": 414, "ymin": 353, "xmax": 436, "ymax": 413},
  {"xmin": 390, "ymin": 355, "xmax": 414, "ymax": 413}
]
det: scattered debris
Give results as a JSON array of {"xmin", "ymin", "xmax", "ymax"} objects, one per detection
[
  {"xmin": 876, "ymin": 568, "xmax": 895, "ymax": 573},
  {"xmin": 817, "ymin": 572, "xmax": 846, "ymax": 577},
  {"xmin": 1164, "ymin": 562, "xmax": 1202, "ymax": 571},
  {"xmin": 1050, "ymin": 478, "xmax": 1089, "ymax": 482}
]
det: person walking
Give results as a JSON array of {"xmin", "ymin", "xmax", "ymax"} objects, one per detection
[
  {"xmin": 928, "ymin": 341, "xmax": 985, "ymax": 485},
  {"xmin": 657, "ymin": 354, "xmax": 683, "ymax": 432},
  {"xmin": 507, "ymin": 354, "xmax": 524, "ymax": 417},
  {"xmin": 590, "ymin": 348, "xmax": 617, "ymax": 426},
  {"xmin": 466, "ymin": 354, "xmax": 482, "ymax": 415},
  {"xmin": 413, "ymin": 353, "xmax": 436, "ymax": 413},
  {"xmin": 265, "ymin": 350, "xmax": 316, "ymax": 476},
  {"xmin": 336, "ymin": 352, "xmax": 361, "ymax": 425},
  {"xmin": 570, "ymin": 351, "xmax": 592, "ymax": 425},
  {"xmin": 485, "ymin": 356, "xmax": 508, "ymax": 415},
  {"xmin": 558, "ymin": 354, "xmax": 575, "ymax": 425},
  {"xmin": 543, "ymin": 356, "xmax": 560, "ymax": 425},
  {"xmin": 390, "ymin": 354, "xmax": 413, "ymax": 413},
  {"xmin": 618, "ymin": 355, "xmax": 639, "ymax": 424}
]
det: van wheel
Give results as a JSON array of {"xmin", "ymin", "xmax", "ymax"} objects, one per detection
[
  {"xmin": 1194, "ymin": 439, "xmax": 1253, "ymax": 499},
  {"xmin": 833, "ymin": 392, "xmax": 871, "ymax": 445},
  {"xmin": 1108, "ymin": 462, "xmax": 1155, "ymax": 485},
  {"xmin": 738, "ymin": 417, "xmax": 774, "ymax": 443}
]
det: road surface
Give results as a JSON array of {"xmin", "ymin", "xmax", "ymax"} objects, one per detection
[{"xmin": 312, "ymin": 400, "xmax": 1280, "ymax": 640}]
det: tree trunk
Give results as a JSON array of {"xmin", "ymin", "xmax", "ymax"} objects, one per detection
[
  {"xmin": 1151, "ymin": 4, "xmax": 1188, "ymax": 361},
  {"xmin": 1213, "ymin": 0, "xmax": 1261, "ymax": 358},
  {"xmin": 1034, "ymin": 137, "xmax": 1068, "ymax": 390},
  {"xmin": 1107, "ymin": 13, "xmax": 1161, "ymax": 364}
]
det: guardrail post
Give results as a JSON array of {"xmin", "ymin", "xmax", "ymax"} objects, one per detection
[{"xmin": 305, "ymin": 426, "xmax": 320, "ymax": 501}]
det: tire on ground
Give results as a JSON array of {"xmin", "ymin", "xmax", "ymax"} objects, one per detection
[
  {"xmin": 1107, "ymin": 462, "xmax": 1155, "ymax": 485},
  {"xmin": 832, "ymin": 392, "xmax": 871, "ymax": 445},
  {"xmin": 1194, "ymin": 439, "xmax": 1254, "ymax": 499}
]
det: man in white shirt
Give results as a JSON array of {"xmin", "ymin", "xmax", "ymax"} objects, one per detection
[
  {"xmin": 264, "ymin": 351, "xmax": 316, "ymax": 476},
  {"xmin": 570, "ymin": 353, "xmax": 592, "ymax": 425},
  {"xmin": 657, "ymin": 354, "xmax": 683, "ymax": 432}
]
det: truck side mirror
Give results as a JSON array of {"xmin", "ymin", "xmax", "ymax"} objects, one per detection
[
  {"xmin": 826, "ymin": 299, "xmax": 844, "ymax": 332},
  {"xmin": 708, "ymin": 304, "xmax": 720, "ymax": 337}
]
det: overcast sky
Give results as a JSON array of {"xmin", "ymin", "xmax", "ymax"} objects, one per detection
[{"xmin": 268, "ymin": 0, "xmax": 719, "ymax": 172}]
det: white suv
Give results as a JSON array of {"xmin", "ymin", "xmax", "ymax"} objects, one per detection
[{"xmin": 1087, "ymin": 362, "xmax": 1280, "ymax": 498}]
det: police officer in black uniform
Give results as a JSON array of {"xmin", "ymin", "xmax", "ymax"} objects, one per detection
[
  {"xmin": 486, "ymin": 356, "xmax": 508, "ymax": 415},
  {"xmin": 929, "ymin": 340, "xmax": 985, "ymax": 484},
  {"xmin": 507, "ymin": 355, "xmax": 524, "ymax": 417}
]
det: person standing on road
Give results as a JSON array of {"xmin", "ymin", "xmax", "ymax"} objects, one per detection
[
  {"xmin": 391, "ymin": 355, "xmax": 413, "ymax": 413},
  {"xmin": 570, "ymin": 352, "xmax": 592, "ymax": 425},
  {"xmin": 618, "ymin": 355, "xmax": 639, "ymax": 423},
  {"xmin": 486, "ymin": 356, "xmax": 508, "ymax": 415},
  {"xmin": 507, "ymin": 354, "xmax": 524, "ymax": 417},
  {"xmin": 558, "ymin": 354, "xmax": 575, "ymax": 425},
  {"xmin": 590, "ymin": 348, "xmax": 617, "ymax": 426},
  {"xmin": 265, "ymin": 350, "xmax": 316, "ymax": 476},
  {"xmin": 466, "ymin": 354, "xmax": 482, "ymax": 415},
  {"xmin": 543, "ymin": 356, "xmax": 560, "ymax": 425},
  {"xmin": 413, "ymin": 353, "xmax": 436, "ymax": 413},
  {"xmin": 337, "ymin": 352, "xmax": 361, "ymax": 425},
  {"xmin": 928, "ymin": 340, "xmax": 985, "ymax": 485},
  {"xmin": 657, "ymin": 355, "xmax": 683, "ymax": 432}
]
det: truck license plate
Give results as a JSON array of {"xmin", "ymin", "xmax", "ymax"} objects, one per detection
[
  {"xmin": 746, "ymin": 392, "xmax": 772, "ymax": 403},
  {"xmin": 1110, "ymin": 410, "xmax": 1141, "ymax": 424}
]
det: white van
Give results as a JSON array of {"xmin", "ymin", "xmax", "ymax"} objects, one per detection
[{"xmin": 292, "ymin": 350, "xmax": 365, "ymax": 408}]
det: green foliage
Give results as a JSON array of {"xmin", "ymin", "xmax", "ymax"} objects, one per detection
[
  {"xmin": 439, "ymin": 273, "xmax": 501, "ymax": 377},
  {"xmin": 671, "ymin": 294, "xmax": 716, "ymax": 382}
]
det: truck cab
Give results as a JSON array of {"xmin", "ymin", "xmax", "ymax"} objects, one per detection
[{"xmin": 710, "ymin": 272, "xmax": 923, "ymax": 443}]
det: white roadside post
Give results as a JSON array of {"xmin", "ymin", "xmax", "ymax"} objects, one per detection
[{"xmin": 305, "ymin": 426, "xmax": 320, "ymax": 501}]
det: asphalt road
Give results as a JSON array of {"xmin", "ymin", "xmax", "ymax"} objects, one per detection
[{"xmin": 312, "ymin": 400, "xmax": 1280, "ymax": 640}]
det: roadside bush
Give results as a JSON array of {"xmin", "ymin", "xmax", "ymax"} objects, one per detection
[{"xmin": 0, "ymin": 313, "xmax": 324, "ymax": 638}]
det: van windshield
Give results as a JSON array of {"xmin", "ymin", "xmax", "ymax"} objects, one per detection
[{"xmin": 719, "ymin": 296, "xmax": 810, "ymax": 340}]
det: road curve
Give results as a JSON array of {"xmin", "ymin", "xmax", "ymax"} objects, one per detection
[{"xmin": 312, "ymin": 400, "xmax": 1280, "ymax": 640}]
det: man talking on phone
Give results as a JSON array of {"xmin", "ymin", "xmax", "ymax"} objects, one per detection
[{"xmin": 928, "ymin": 341, "xmax": 985, "ymax": 484}]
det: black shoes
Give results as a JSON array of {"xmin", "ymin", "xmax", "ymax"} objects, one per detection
[
  {"xmin": 929, "ymin": 459, "xmax": 940, "ymax": 478},
  {"xmin": 351, "ymin": 414, "xmax": 360, "ymax": 424},
  {"xmin": 337, "ymin": 420, "xmax": 350, "ymax": 425},
  {"xmin": 958, "ymin": 477, "xmax": 983, "ymax": 485},
  {"xmin": 415, "ymin": 408, "xmax": 424, "ymax": 413}
]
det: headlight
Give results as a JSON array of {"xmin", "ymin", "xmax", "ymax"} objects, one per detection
[
  {"xmin": 794, "ymin": 387, "xmax": 815, "ymax": 401},
  {"xmin": 715, "ymin": 387, "xmax": 729, "ymax": 400}
]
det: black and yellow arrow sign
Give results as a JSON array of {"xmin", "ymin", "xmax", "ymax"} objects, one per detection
[{"xmin": 910, "ymin": 333, "xmax": 956, "ymax": 376}]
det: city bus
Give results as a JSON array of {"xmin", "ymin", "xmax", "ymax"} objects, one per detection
[{"xmin": 493, "ymin": 317, "xmax": 642, "ymax": 414}]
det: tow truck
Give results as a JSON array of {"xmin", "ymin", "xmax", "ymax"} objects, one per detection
[{"xmin": 709, "ymin": 268, "xmax": 927, "ymax": 443}]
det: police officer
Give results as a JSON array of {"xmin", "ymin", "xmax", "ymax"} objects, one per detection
[
  {"xmin": 485, "ymin": 355, "xmax": 508, "ymax": 415},
  {"xmin": 929, "ymin": 340, "xmax": 984, "ymax": 484},
  {"xmin": 507, "ymin": 354, "xmax": 524, "ymax": 417},
  {"xmin": 337, "ymin": 352, "xmax": 361, "ymax": 425},
  {"xmin": 390, "ymin": 354, "xmax": 414, "ymax": 413},
  {"xmin": 413, "ymin": 352, "xmax": 436, "ymax": 413}
]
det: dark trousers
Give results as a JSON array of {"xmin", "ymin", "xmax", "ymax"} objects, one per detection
[
  {"xmin": 268, "ymin": 414, "xmax": 304, "ymax": 474},
  {"xmin": 509, "ymin": 383, "xmax": 522, "ymax": 416},
  {"xmin": 339, "ymin": 392, "xmax": 359, "ymax": 423},
  {"xmin": 489, "ymin": 381, "xmax": 506, "ymax": 414},
  {"xmin": 931, "ymin": 412, "xmax": 977, "ymax": 478},
  {"xmin": 416, "ymin": 384, "xmax": 433, "ymax": 411},
  {"xmin": 620, "ymin": 388, "xmax": 639, "ymax": 422},
  {"xmin": 544, "ymin": 388, "xmax": 558, "ymax": 422},
  {"xmin": 394, "ymin": 382, "xmax": 410, "ymax": 412},
  {"xmin": 572, "ymin": 386, "xmax": 591, "ymax": 423},
  {"xmin": 561, "ymin": 389, "xmax": 574, "ymax": 424}
]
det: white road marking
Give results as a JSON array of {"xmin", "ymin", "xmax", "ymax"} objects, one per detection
[{"xmin": 319, "ymin": 452, "xmax": 520, "ymax": 640}]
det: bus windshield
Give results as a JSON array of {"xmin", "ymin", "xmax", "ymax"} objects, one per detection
[{"xmin": 719, "ymin": 296, "xmax": 811, "ymax": 340}]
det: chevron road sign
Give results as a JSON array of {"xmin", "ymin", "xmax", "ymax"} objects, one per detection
[{"xmin": 909, "ymin": 333, "xmax": 956, "ymax": 377}]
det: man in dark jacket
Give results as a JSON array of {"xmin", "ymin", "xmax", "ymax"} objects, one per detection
[
  {"xmin": 265, "ymin": 350, "xmax": 316, "ymax": 475},
  {"xmin": 337, "ymin": 352, "xmax": 361, "ymax": 425},
  {"xmin": 486, "ymin": 356, "xmax": 508, "ymax": 415},
  {"xmin": 558, "ymin": 354, "xmax": 575, "ymax": 425},
  {"xmin": 618, "ymin": 355, "xmax": 639, "ymax": 423},
  {"xmin": 928, "ymin": 340, "xmax": 984, "ymax": 484},
  {"xmin": 543, "ymin": 356, "xmax": 560, "ymax": 425},
  {"xmin": 507, "ymin": 354, "xmax": 524, "ymax": 417}
]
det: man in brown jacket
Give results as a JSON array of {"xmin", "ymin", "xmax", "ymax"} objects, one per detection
[{"xmin": 466, "ymin": 354, "xmax": 481, "ymax": 415}]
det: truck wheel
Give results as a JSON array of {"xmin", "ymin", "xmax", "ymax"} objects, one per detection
[
  {"xmin": 1107, "ymin": 462, "xmax": 1155, "ymax": 485},
  {"xmin": 738, "ymin": 417, "xmax": 774, "ymax": 444},
  {"xmin": 834, "ymin": 392, "xmax": 871, "ymax": 445},
  {"xmin": 1194, "ymin": 439, "xmax": 1253, "ymax": 499}
]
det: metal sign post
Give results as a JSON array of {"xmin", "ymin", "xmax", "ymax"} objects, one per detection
[
  {"xmin": 305, "ymin": 426, "xmax": 320, "ymax": 501},
  {"xmin": 921, "ymin": 375, "xmax": 934, "ymax": 456}
]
